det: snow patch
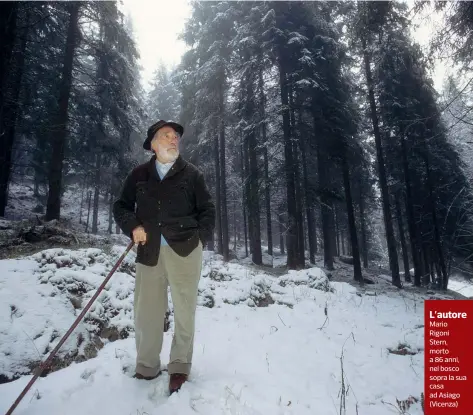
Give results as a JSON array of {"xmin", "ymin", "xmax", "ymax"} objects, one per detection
[{"xmin": 0, "ymin": 246, "xmax": 426, "ymax": 414}]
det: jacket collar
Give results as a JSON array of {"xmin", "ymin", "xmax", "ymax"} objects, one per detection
[{"xmin": 147, "ymin": 153, "xmax": 187, "ymax": 181}]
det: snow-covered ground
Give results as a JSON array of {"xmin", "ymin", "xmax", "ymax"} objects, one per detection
[
  {"xmin": 5, "ymin": 181, "xmax": 113, "ymax": 234},
  {"xmin": 447, "ymin": 276, "xmax": 473, "ymax": 298},
  {"xmin": 375, "ymin": 270, "xmax": 472, "ymax": 299},
  {"xmin": 0, "ymin": 244, "xmax": 427, "ymax": 415}
]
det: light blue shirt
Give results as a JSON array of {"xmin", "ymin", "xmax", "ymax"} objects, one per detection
[{"xmin": 156, "ymin": 160, "xmax": 175, "ymax": 246}]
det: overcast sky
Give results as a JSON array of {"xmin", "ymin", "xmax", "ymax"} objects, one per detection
[{"xmin": 120, "ymin": 0, "xmax": 191, "ymax": 91}]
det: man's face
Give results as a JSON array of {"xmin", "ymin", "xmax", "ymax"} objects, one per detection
[{"xmin": 151, "ymin": 126, "xmax": 180, "ymax": 163}]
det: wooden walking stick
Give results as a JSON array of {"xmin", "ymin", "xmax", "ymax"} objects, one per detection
[{"xmin": 5, "ymin": 241, "xmax": 135, "ymax": 415}]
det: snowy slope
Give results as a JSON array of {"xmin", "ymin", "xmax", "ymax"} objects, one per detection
[
  {"xmin": 0, "ymin": 246, "xmax": 137, "ymax": 381},
  {"xmin": 447, "ymin": 277, "xmax": 473, "ymax": 298},
  {"xmin": 5, "ymin": 182, "xmax": 113, "ymax": 234},
  {"xmin": 0, "ymin": 246, "xmax": 426, "ymax": 415}
]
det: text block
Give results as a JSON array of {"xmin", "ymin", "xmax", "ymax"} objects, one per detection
[{"xmin": 424, "ymin": 299, "xmax": 473, "ymax": 414}]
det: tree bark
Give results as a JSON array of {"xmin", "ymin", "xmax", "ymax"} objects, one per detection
[
  {"xmin": 243, "ymin": 138, "xmax": 253, "ymax": 256},
  {"xmin": 92, "ymin": 152, "xmax": 102, "ymax": 234},
  {"xmin": 108, "ymin": 177, "xmax": 113, "ymax": 234},
  {"xmin": 0, "ymin": 3, "xmax": 17, "ymax": 96},
  {"xmin": 317, "ymin": 151, "xmax": 335, "ymax": 270},
  {"xmin": 86, "ymin": 190, "xmax": 92, "ymax": 232},
  {"xmin": 335, "ymin": 209, "xmax": 340, "ymax": 256},
  {"xmin": 313, "ymin": 206, "xmax": 318, "ymax": 254},
  {"xmin": 278, "ymin": 208, "xmax": 285, "ymax": 255},
  {"xmin": 293, "ymin": 141, "xmax": 305, "ymax": 266},
  {"xmin": 278, "ymin": 60, "xmax": 298, "ymax": 269},
  {"xmin": 233, "ymin": 195, "xmax": 237, "ymax": 251},
  {"xmin": 362, "ymin": 39, "xmax": 401, "ymax": 287},
  {"xmin": 330, "ymin": 204, "xmax": 338, "ymax": 258},
  {"xmin": 240, "ymin": 143, "xmax": 248, "ymax": 257},
  {"xmin": 0, "ymin": 15, "xmax": 26, "ymax": 214},
  {"xmin": 358, "ymin": 183, "xmax": 368, "ymax": 268},
  {"xmin": 303, "ymin": 159, "xmax": 316, "ymax": 264},
  {"xmin": 263, "ymin": 147, "xmax": 273, "ymax": 256},
  {"xmin": 45, "ymin": 2, "xmax": 81, "ymax": 220},
  {"xmin": 318, "ymin": 169, "xmax": 335, "ymax": 269},
  {"xmin": 242, "ymin": 69, "xmax": 262, "ymax": 264},
  {"xmin": 218, "ymin": 78, "xmax": 229, "ymax": 261},
  {"xmin": 248, "ymin": 126, "xmax": 262, "ymax": 265},
  {"xmin": 400, "ymin": 132, "xmax": 422, "ymax": 286},
  {"xmin": 80, "ymin": 175, "xmax": 86, "ymax": 224},
  {"xmin": 314, "ymin": 113, "xmax": 334, "ymax": 269},
  {"xmin": 395, "ymin": 194, "xmax": 411, "ymax": 282},
  {"xmin": 214, "ymin": 133, "xmax": 223, "ymax": 254},
  {"xmin": 259, "ymin": 68, "xmax": 273, "ymax": 257},
  {"xmin": 290, "ymin": 96, "xmax": 305, "ymax": 268},
  {"xmin": 341, "ymin": 155, "xmax": 362, "ymax": 281},
  {"xmin": 424, "ymin": 153, "xmax": 448, "ymax": 288},
  {"xmin": 0, "ymin": 2, "xmax": 19, "ymax": 215},
  {"xmin": 423, "ymin": 245, "xmax": 431, "ymax": 286}
]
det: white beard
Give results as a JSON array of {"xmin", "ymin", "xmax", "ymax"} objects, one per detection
[{"xmin": 156, "ymin": 142, "xmax": 179, "ymax": 163}]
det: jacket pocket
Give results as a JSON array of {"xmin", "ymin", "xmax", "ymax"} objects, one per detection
[
  {"xmin": 178, "ymin": 216, "xmax": 198, "ymax": 229},
  {"xmin": 171, "ymin": 181, "xmax": 193, "ymax": 210}
]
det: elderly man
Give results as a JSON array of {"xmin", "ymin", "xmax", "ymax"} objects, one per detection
[{"xmin": 113, "ymin": 120, "xmax": 215, "ymax": 394}]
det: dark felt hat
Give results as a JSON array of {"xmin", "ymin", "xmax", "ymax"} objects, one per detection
[{"xmin": 143, "ymin": 120, "xmax": 184, "ymax": 150}]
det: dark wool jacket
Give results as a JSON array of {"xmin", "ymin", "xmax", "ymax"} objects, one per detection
[{"xmin": 113, "ymin": 154, "xmax": 215, "ymax": 266}]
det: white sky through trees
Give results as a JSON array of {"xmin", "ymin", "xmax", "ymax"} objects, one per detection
[
  {"xmin": 121, "ymin": 0, "xmax": 191, "ymax": 91},
  {"xmin": 121, "ymin": 0, "xmax": 449, "ymax": 94}
]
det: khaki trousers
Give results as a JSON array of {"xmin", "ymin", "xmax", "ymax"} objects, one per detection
[{"xmin": 134, "ymin": 241, "xmax": 202, "ymax": 377}]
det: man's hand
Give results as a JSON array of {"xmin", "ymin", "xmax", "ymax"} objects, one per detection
[{"xmin": 132, "ymin": 225, "xmax": 147, "ymax": 245}]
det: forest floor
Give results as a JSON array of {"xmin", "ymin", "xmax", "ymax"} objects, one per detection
[
  {"xmin": 244, "ymin": 249, "xmax": 471, "ymax": 301},
  {"xmin": 1, "ymin": 181, "xmax": 471, "ymax": 414},
  {"xmin": 0, "ymin": 236, "xmax": 427, "ymax": 415},
  {"xmin": 3, "ymin": 179, "xmax": 471, "ymax": 299}
]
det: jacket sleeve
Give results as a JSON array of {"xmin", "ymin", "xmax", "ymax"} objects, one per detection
[
  {"xmin": 194, "ymin": 170, "xmax": 215, "ymax": 244},
  {"xmin": 113, "ymin": 171, "xmax": 141, "ymax": 239}
]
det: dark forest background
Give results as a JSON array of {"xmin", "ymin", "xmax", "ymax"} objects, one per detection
[{"xmin": 2, "ymin": 1, "xmax": 473, "ymax": 291}]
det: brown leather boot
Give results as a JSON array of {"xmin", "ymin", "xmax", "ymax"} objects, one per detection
[
  {"xmin": 133, "ymin": 370, "xmax": 162, "ymax": 380},
  {"xmin": 169, "ymin": 373, "xmax": 188, "ymax": 394}
]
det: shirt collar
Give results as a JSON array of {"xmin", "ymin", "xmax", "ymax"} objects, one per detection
[{"xmin": 156, "ymin": 159, "xmax": 174, "ymax": 170}]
